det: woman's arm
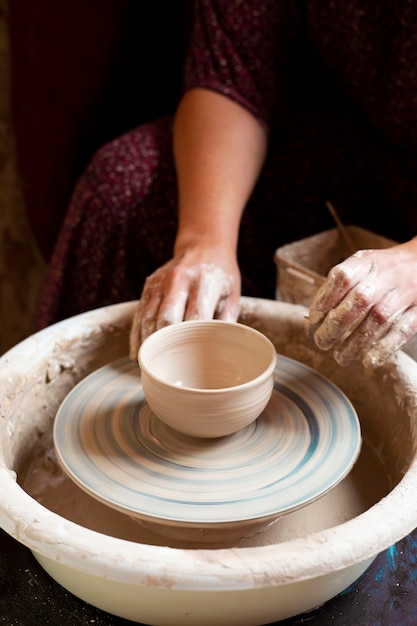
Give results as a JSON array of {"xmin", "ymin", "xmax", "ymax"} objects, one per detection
[
  {"xmin": 173, "ymin": 88, "xmax": 267, "ymax": 260},
  {"xmin": 129, "ymin": 88, "xmax": 267, "ymax": 357}
]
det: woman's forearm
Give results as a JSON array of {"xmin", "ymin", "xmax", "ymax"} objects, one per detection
[
  {"xmin": 173, "ymin": 88, "xmax": 268, "ymax": 254},
  {"xmin": 129, "ymin": 88, "xmax": 267, "ymax": 354}
]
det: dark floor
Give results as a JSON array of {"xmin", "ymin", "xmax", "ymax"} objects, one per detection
[{"xmin": 1, "ymin": 526, "xmax": 417, "ymax": 626}]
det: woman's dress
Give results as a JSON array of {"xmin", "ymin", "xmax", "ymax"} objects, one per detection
[{"xmin": 35, "ymin": 0, "xmax": 417, "ymax": 329}]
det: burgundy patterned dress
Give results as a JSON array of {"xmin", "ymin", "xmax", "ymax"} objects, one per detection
[{"xmin": 35, "ymin": 0, "xmax": 417, "ymax": 329}]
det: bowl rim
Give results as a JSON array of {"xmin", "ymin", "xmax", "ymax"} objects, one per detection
[
  {"xmin": 1, "ymin": 300, "xmax": 417, "ymax": 591},
  {"xmin": 138, "ymin": 319, "xmax": 277, "ymax": 393}
]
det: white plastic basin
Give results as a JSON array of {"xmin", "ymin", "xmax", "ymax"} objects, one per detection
[{"xmin": 1, "ymin": 298, "xmax": 417, "ymax": 625}]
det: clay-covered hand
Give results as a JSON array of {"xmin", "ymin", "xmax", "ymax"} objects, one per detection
[
  {"xmin": 129, "ymin": 249, "xmax": 241, "ymax": 360},
  {"xmin": 305, "ymin": 239, "xmax": 417, "ymax": 367}
]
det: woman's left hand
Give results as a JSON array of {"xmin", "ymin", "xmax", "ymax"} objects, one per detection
[{"xmin": 305, "ymin": 238, "xmax": 417, "ymax": 367}]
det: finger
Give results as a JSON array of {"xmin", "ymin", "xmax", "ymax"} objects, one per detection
[
  {"xmin": 129, "ymin": 302, "xmax": 143, "ymax": 361},
  {"xmin": 140, "ymin": 291, "xmax": 162, "ymax": 343},
  {"xmin": 213, "ymin": 273, "xmax": 240, "ymax": 321},
  {"xmin": 307, "ymin": 252, "xmax": 373, "ymax": 330},
  {"xmin": 154, "ymin": 264, "xmax": 197, "ymax": 329},
  {"xmin": 332, "ymin": 291, "xmax": 405, "ymax": 366},
  {"xmin": 362, "ymin": 306, "xmax": 417, "ymax": 368},
  {"xmin": 156, "ymin": 288, "xmax": 189, "ymax": 330},
  {"xmin": 185, "ymin": 280, "xmax": 221, "ymax": 319},
  {"xmin": 184, "ymin": 267, "xmax": 225, "ymax": 320},
  {"xmin": 214, "ymin": 296, "xmax": 240, "ymax": 322},
  {"xmin": 312, "ymin": 267, "xmax": 378, "ymax": 351}
]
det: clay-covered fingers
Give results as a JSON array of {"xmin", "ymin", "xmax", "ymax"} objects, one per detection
[
  {"xmin": 129, "ymin": 303, "xmax": 142, "ymax": 360},
  {"xmin": 213, "ymin": 293, "xmax": 241, "ymax": 322},
  {"xmin": 332, "ymin": 293, "xmax": 407, "ymax": 366},
  {"xmin": 129, "ymin": 268, "xmax": 190, "ymax": 359},
  {"xmin": 182, "ymin": 265, "xmax": 239, "ymax": 321},
  {"xmin": 307, "ymin": 261, "xmax": 378, "ymax": 352},
  {"xmin": 362, "ymin": 306, "xmax": 417, "ymax": 367},
  {"xmin": 306, "ymin": 241, "xmax": 417, "ymax": 367},
  {"xmin": 154, "ymin": 262, "xmax": 239, "ymax": 326},
  {"xmin": 306, "ymin": 251, "xmax": 374, "ymax": 332},
  {"xmin": 129, "ymin": 292, "xmax": 187, "ymax": 362},
  {"xmin": 129, "ymin": 260, "xmax": 240, "ymax": 361},
  {"xmin": 129, "ymin": 297, "xmax": 155, "ymax": 360},
  {"xmin": 151, "ymin": 266, "xmax": 191, "ymax": 332}
]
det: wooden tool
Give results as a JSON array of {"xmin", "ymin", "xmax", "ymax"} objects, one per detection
[{"xmin": 326, "ymin": 200, "xmax": 356, "ymax": 255}]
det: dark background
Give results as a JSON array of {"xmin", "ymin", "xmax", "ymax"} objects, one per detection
[{"xmin": 8, "ymin": 0, "xmax": 192, "ymax": 261}]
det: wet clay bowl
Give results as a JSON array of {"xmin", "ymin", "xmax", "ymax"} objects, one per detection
[
  {"xmin": 1, "ymin": 298, "xmax": 417, "ymax": 625},
  {"xmin": 138, "ymin": 319, "xmax": 277, "ymax": 438}
]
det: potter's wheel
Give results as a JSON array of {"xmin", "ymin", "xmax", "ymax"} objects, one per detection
[
  {"xmin": 53, "ymin": 355, "xmax": 361, "ymax": 535},
  {"xmin": 5, "ymin": 299, "xmax": 417, "ymax": 625}
]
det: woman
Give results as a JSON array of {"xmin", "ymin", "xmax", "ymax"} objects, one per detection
[{"xmin": 36, "ymin": 0, "xmax": 417, "ymax": 367}]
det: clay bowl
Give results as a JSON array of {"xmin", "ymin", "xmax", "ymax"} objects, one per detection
[
  {"xmin": 1, "ymin": 298, "xmax": 417, "ymax": 626},
  {"xmin": 138, "ymin": 319, "xmax": 277, "ymax": 438}
]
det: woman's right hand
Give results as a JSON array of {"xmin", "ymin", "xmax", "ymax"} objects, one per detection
[
  {"xmin": 129, "ymin": 88, "xmax": 267, "ymax": 360},
  {"xmin": 129, "ymin": 246, "xmax": 241, "ymax": 360}
]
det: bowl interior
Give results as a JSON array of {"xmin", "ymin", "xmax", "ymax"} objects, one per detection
[{"xmin": 139, "ymin": 320, "xmax": 276, "ymax": 390}]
